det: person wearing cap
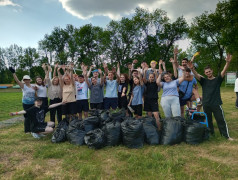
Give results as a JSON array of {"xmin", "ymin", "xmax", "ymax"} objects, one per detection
[
  {"xmin": 173, "ymin": 48, "xmax": 202, "ymax": 106},
  {"xmin": 9, "ymin": 67, "xmax": 36, "ymax": 133},
  {"xmin": 10, "ymin": 97, "xmax": 63, "ymax": 139},
  {"xmin": 75, "ymin": 74, "xmax": 89, "ymax": 119},
  {"xmin": 45, "ymin": 64, "xmax": 62, "ymax": 124},
  {"xmin": 58, "ymin": 65, "xmax": 77, "ymax": 119},
  {"xmin": 84, "ymin": 69, "xmax": 104, "ymax": 110}
]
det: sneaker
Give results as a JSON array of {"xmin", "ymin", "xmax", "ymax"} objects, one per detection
[
  {"xmin": 38, "ymin": 133, "xmax": 46, "ymax": 137},
  {"xmin": 228, "ymin": 137, "xmax": 234, "ymax": 141},
  {"xmin": 31, "ymin": 132, "xmax": 41, "ymax": 139},
  {"xmin": 127, "ymin": 105, "xmax": 135, "ymax": 113}
]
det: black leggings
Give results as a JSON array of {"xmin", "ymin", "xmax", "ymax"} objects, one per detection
[
  {"xmin": 236, "ymin": 92, "xmax": 238, "ymax": 107},
  {"xmin": 50, "ymin": 98, "xmax": 62, "ymax": 123},
  {"xmin": 22, "ymin": 103, "xmax": 34, "ymax": 133}
]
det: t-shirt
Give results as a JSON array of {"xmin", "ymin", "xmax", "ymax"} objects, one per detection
[
  {"xmin": 118, "ymin": 83, "xmax": 128, "ymax": 97},
  {"xmin": 22, "ymin": 84, "xmax": 35, "ymax": 104},
  {"xmin": 89, "ymin": 83, "xmax": 104, "ymax": 103},
  {"xmin": 89, "ymin": 77, "xmax": 104, "ymax": 98},
  {"xmin": 199, "ymin": 74, "xmax": 223, "ymax": 106},
  {"xmin": 161, "ymin": 79, "xmax": 179, "ymax": 97},
  {"xmin": 36, "ymin": 85, "xmax": 47, "ymax": 97},
  {"xmin": 25, "ymin": 106, "xmax": 48, "ymax": 132},
  {"xmin": 105, "ymin": 80, "xmax": 118, "ymax": 98},
  {"xmin": 129, "ymin": 79, "xmax": 134, "ymax": 95},
  {"xmin": 144, "ymin": 81, "xmax": 158, "ymax": 99},
  {"xmin": 179, "ymin": 78, "xmax": 197, "ymax": 100},
  {"xmin": 131, "ymin": 85, "xmax": 145, "ymax": 105},
  {"xmin": 75, "ymin": 81, "xmax": 88, "ymax": 100}
]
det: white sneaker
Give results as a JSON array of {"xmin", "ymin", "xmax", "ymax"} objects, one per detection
[
  {"xmin": 38, "ymin": 133, "xmax": 46, "ymax": 137},
  {"xmin": 31, "ymin": 132, "xmax": 41, "ymax": 139}
]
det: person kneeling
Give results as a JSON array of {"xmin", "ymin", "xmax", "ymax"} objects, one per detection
[{"xmin": 10, "ymin": 97, "xmax": 63, "ymax": 139}]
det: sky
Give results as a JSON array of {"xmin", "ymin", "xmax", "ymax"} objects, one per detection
[{"xmin": 0, "ymin": 0, "xmax": 220, "ymax": 50}]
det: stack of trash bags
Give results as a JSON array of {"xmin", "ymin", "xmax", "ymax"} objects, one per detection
[{"xmin": 51, "ymin": 109, "xmax": 210, "ymax": 149}]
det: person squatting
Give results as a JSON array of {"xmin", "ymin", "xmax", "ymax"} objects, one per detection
[{"xmin": 9, "ymin": 49, "xmax": 234, "ymax": 141}]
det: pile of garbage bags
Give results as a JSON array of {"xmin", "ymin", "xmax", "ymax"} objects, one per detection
[{"xmin": 52, "ymin": 109, "xmax": 209, "ymax": 149}]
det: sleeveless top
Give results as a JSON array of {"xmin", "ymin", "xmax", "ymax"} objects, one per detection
[
  {"xmin": 62, "ymin": 84, "xmax": 76, "ymax": 103},
  {"xmin": 22, "ymin": 84, "xmax": 35, "ymax": 104}
]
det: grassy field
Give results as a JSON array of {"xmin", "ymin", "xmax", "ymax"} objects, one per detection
[{"xmin": 0, "ymin": 87, "xmax": 238, "ymax": 179}]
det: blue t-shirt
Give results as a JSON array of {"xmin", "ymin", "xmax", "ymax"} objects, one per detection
[
  {"xmin": 179, "ymin": 78, "xmax": 197, "ymax": 100},
  {"xmin": 161, "ymin": 79, "xmax": 179, "ymax": 97},
  {"xmin": 132, "ymin": 85, "xmax": 145, "ymax": 105},
  {"xmin": 105, "ymin": 80, "xmax": 118, "ymax": 98}
]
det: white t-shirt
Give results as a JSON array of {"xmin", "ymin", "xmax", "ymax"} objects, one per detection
[
  {"xmin": 235, "ymin": 78, "xmax": 238, "ymax": 92},
  {"xmin": 36, "ymin": 85, "xmax": 47, "ymax": 97},
  {"xmin": 75, "ymin": 81, "xmax": 88, "ymax": 100}
]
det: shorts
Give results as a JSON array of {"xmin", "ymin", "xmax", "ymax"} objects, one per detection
[
  {"xmin": 62, "ymin": 101, "xmax": 77, "ymax": 115},
  {"xmin": 76, "ymin": 99, "xmax": 89, "ymax": 113},
  {"xmin": 179, "ymin": 96, "xmax": 192, "ymax": 106},
  {"xmin": 131, "ymin": 104, "xmax": 143, "ymax": 116},
  {"xmin": 144, "ymin": 98, "xmax": 158, "ymax": 112},
  {"xmin": 118, "ymin": 96, "xmax": 128, "ymax": 109},
  {"xmin": 90, "ymin": 102, "xmax": 103, "ymax": 110},
  {"xmin": 32, "ymin": 123, "xmax": 47, "ymax": 133},
  {"xmin": 104, "ymin": 98, "xmax": 118, "ymax": 110}
]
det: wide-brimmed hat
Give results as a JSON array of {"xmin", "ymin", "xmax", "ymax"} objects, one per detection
[{"xmin": 21, "ymin": 75, "xmax": 32, "ymax": 83}]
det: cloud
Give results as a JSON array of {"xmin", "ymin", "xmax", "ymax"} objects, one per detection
[
  {"xmin": 58, "ymin": 0, "xmax": 219, "ymax": 22},
  {"xmin": 0, "ymin": 0, "xmax": 21, "ymax": 7}
]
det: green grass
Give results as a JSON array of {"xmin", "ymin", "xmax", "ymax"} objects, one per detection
[{"xmin": 0, "ymin": 86, "xmax": 238, "ymax": 179}]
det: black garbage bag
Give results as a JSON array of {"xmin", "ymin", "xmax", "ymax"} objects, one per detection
[
  {"xmin": 109, "ymin": 109, "xmax": 126, "ymax": 122},
  {"xmin": 84, "ymin": 129, "xmax": 106, "ymax": 149},
  {"xmin": 104, "ymin": 121, "xmax": 121, "ymax": 146},
  {"xmin": 51, "ymin": 118, "xmax": 69, "ymax": 143},
  {"xmin": 143, "ymin": 117, "xmax": 159, "ymax": 145},
  {"xmin": 184, "ymin": 120, "xmax": 206, "ymax": 144},
  {"xmin": 83, "ymin": 116, "xmax": 100, "ymax": 133},
  {"xmin": 121, "ymin": 119, "xmax": 144, "ymax": 148},
  {"xmin": 99, "ymin": 110, "xmax": 111, "ymax": 127},
  {"xmin": 67, "ymin": 119, "xmax": 86, "ymax": 145},
  {"xmin": 160, "ymin": 117, "xmax": 184, "ymax": 145}
]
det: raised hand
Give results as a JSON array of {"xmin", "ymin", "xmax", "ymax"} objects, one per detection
[
  {"xmin": 169, "ymin": 58, "xmax": 175, "ymax": 63},
  {"xmin": 159, "ymin": 60, "xmax": 163, "ymax": 65},
  {"xmin": 133, "ymin": 59, "xmax": 138, "ymax": 64},
  {"xmin": 103, "ymin": 63, "xmax": 107, "ymax": 69},
  {"xmin": 47, "ymin": 64, "xmax": 52, "ymax": 72},
  {"xmin": 225, "ymin": 53, "xmax": 232, "ymax": 63},
  {"xmin": 98, "ymin": 68, "xmax": 102, "ymax": 74},
  {"xmin": 187, "ymin": 61, "xmax": 194, "ymax": 69},
  {"xmin": 117, "ymin": 62, "xmax": 120, "ymax": 69},
  {"xmin": 174, "ymin": 47, "xmax": 178, "ymax": 55}
]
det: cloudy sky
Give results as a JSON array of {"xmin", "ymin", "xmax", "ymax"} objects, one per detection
[{"xmin": 0, "ymin": 0, "xmax": 219, "ymax": 50}]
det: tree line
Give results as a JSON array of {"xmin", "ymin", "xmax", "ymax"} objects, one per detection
[{"xmin": 0, "ymin": 0, "xmax": 237, "ymax": 84}]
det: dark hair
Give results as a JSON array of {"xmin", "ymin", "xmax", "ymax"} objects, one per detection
[
  {"xmin": 78, "ymin": 75, "xmax": 84, "ymax": 78},
  {"xmin": 131, "ymin": 69, "xmax": 138, "ymax": 74},
  {"xmin": 185, "ymin": 67, "xmax": 191, "ymax": 73},
  {"xmin": 204, "ymin": 65, "xmax": 212, "ymax": 71},
  {"xmin": 182, "ymin": 58, "xmax": 188, "ymax": 62},
  {"xmin": 35, "ymin": 76, "xmax": 45, "ymax": 86}
]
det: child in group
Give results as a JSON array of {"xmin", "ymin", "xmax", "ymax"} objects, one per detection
[
  {"xmin": 10, "ymin": 97, "xmax": 63, "ymax": 139},
  {"xmin": 143, "ymin": 68, "xmax": 161, "ymax": 130},
  {"xmin": 75, "ymin": 74, "xmax": 89, "ymax": 119},
  {"xmin": 103, "ymin": 63, "xmax": 120, "ymax": 110},
  {"xmin": 85, "ymin": 69, "xmax": 104, "ymax": 110},
  {"xmin": 118, "ymin": 73, "xmax": 129, "ymax": 115},
  {"xmin": 128, "ymin": 71, "xmax": 145, "ymax": 119}
]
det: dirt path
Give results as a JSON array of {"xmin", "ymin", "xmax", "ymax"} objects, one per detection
[{"xmin": 0, "ymin": 116, "xmax": 24, "ymax": 129}]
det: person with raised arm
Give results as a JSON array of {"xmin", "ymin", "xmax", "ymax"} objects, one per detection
[
  {"xmin": 143, "ymin": 65, "xmax": 161, "ymax": 130},
  {"xmin": 157, "ymin": 66, "xmax": 185, "ymax": 118},
  {"xmin": 58, "ymin": 64, "xmax": 77, "ymax": 120},
  {"xmin": 75, "ymin": 64, "xmax": 89, "ymax": 119},
  {"xmin": 128, "ymin": 70, "xmax": 145, "ymax": 119},
  {"xmin": 10, "ymin": 97, "xmax": 64, "ymax": 139},
  {"xmin": 45, "ymin": 63, "xmax": 62, "ymax": 124},
  {"xmin": 84, "ymin": 68, "xmax": 104, "ymax": 110},
  {"xmin": 9, "ymin": 67, "xmax": 35, "ymax": 133},
  {"xmin": 187, "ymin": 54, "xmax": 234, "ymax": 141}
]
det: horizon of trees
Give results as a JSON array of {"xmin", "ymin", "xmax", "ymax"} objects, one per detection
[{"xmin": 0, "ymin": 0, "xmax": 237, "ymax": 84}]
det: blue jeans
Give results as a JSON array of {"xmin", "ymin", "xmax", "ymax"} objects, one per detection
[{"xmin": 161, "ymin": 96, "xmax": 181, "ymax": 118}]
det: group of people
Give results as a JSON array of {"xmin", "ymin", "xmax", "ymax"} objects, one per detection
[{"xmin": 9, "ymin": 49, "xmax": 234, "ymax": 141}]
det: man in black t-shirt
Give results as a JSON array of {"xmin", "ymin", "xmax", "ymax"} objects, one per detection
[
  {"xmin": 10, "ymin": 97, "xmax": 63, "ymax": 139},
  {"xmin": 188, "ymin": 54, "xmax": 233, "ymax": 141}
]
